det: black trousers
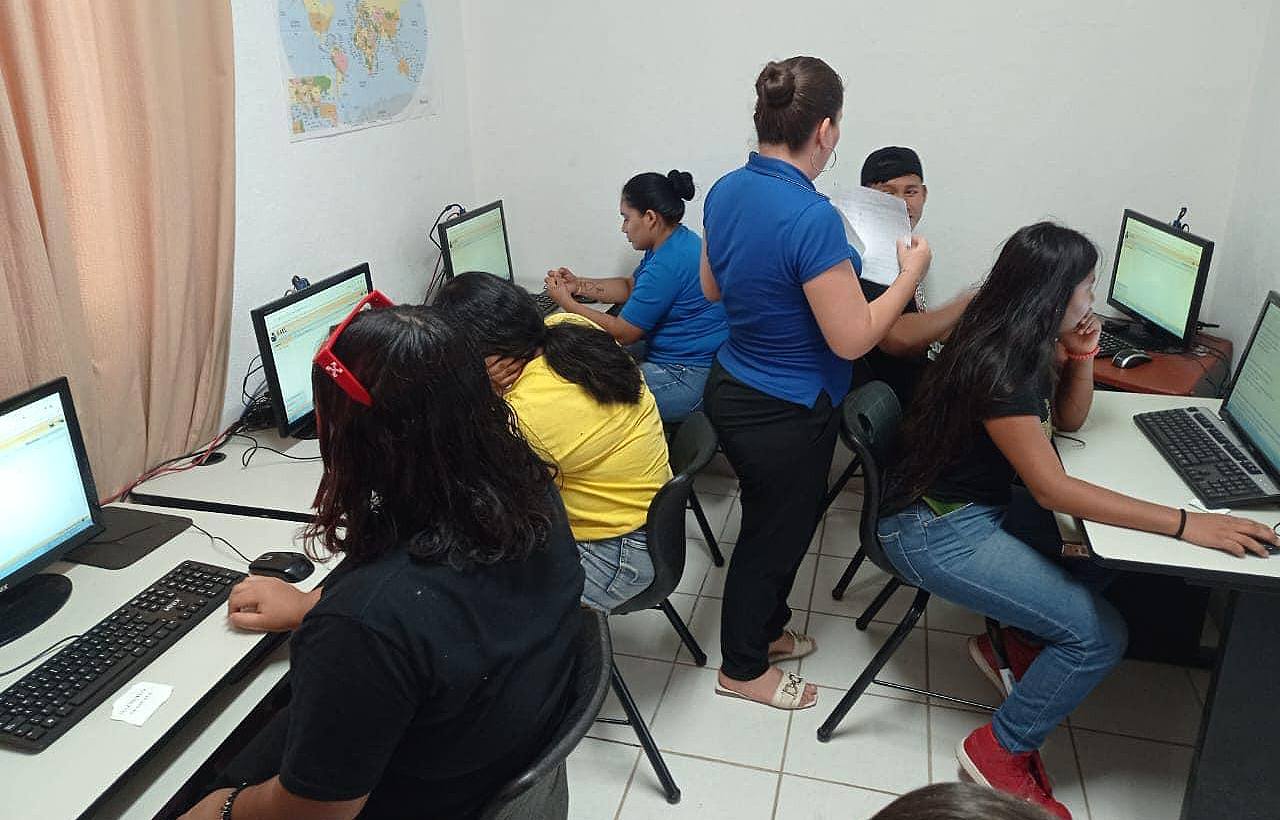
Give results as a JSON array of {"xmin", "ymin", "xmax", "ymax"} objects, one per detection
[{"xmin": 704, "ymin": 363, "xmax": 840, "ymax": 681}]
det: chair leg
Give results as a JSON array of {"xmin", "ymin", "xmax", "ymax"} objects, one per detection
[
  {"xmin": 830, "ymin": 547, "xmax": 867, "ymax": 601},
  {"xmin": 821, "ymin": 458, "xmax": 861, "ymax": 514},
  {"xmin": 818, "ymin": 589, "xmax": 930, "ymax": 742},
  {"xmin": 658, "ymin": 599, "xmax": 706, "ymax": 666},
  {"xmin": 985, "ymin": 617, "xmax": 1015, "ymax": 691},
  {"xmin": 855, "ymin": 578, "xmax": 903, "ymax": 631},
  {"xmin": 688, "ymin": 491, "xmax": 725, "ymax": 567},
  {"xmin": 612, "ymin": 666, "xmax": 681, "ymax": 804}
]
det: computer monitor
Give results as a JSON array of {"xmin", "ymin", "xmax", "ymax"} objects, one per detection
[
  {"xmin": 1221, "ymin": 291, "xmax": 1280, "ymax": 477},
  {"xmin": 251, "ymin": 263, "xmax": 373, "ymax": 438},
  {"xmin": 437, "ymin": 200, "xmax": 514, "ymax": 282},
  {"xmin": 1106, "ymin": 209, "xmax": 1213, "ymax": 349},
  {"xmin": 0, "ymin": 378, "xmax": 104, "ymax": 646}
]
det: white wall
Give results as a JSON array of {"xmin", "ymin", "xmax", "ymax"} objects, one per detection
[
  {"xmin": 460, "ymin": 0, "xmax": 1270, "ymax": 315},
  {"xmin": 1215, "ymin": 4, "xmax": 1280, "ymax": 352},
  {"xmin": 222, "ymin": 0, "xmax": 475, "ymax": 422}
]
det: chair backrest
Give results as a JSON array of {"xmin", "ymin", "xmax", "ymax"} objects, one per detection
[
  {"xmin": 612, "ymin": 412, "xmax": 716, "ymax": 615},
  {"xmin": 837, "ymin": 381, "xmax": 904, "ymax": 578},
  {"xmin": 477, "ymin": 608, "xmax": 613, "ymax": 820}
]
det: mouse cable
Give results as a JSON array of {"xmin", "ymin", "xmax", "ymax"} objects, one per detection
[
  {"xmin": 0, "ymin": 635, "xmax": 82, "ymax": 678},
  {"xmin": 187, "ymin": 521, "xmax": 253, "ymax": 566}
]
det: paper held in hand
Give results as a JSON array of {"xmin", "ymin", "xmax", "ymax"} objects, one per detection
[{"xmin": 829, "ymin": 186, "xmax": 913, "ymax": 287}]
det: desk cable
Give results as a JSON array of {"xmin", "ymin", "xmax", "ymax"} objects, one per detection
[
  {"xmin": 234, "ymin": 432, "xmax": 323, "ymax": 468},
  {"xmin": 0, "ymin": 635, "xmax": 82, "ymax": 678}
]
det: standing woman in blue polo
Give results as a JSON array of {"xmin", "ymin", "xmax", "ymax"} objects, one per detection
[
  {"xmin": 545, "ymin": 170, "xmax": 728, "ymax": 422},
  {"xmin": 701, "ymin": 56, "xmax": 932, "ymax": 710}
]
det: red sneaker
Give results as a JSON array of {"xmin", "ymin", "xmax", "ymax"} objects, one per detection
[
  {"xmin": 968, "ymin": 626, "xmax": 1043, "ymax": 698},
  {"xmin": 957, "ymin": 723, "xmax": 1071, "ymax": 820}
]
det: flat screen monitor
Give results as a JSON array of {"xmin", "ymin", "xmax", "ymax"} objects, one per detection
[
  {"xmin": 1106, "ymin": 209, "xmax": 1213, "ymax": 349},
  {"xmin": 1221, "ymin": 291, "xmax": 1280, "ymax": 477},
  {"xmin": 251, "ymin": 263, "xmax": 373, "ymax": 437},
  {"xmin": 0, "ymin": 378, "xmax": 104, "ymax": 645},
  {"xmin": 438, "ymin": 200, "xmax": 514, "ymax": 282}
]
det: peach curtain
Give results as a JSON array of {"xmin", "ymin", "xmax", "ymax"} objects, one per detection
[{"xmin": 0, "ymin": 1, "xmax": 235, "ymax": 499}]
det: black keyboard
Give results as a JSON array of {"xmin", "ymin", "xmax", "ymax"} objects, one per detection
[
  {"xmin": 1098, "ymin": 330, "xmax": 1129, "ymax": 358},
  {"xmin": 1134, "ymin": 407, "xmax": 1267, "ymax": 507},
  {"xmin": 534, "ymin": 289, "xmax": 559, "ymax": 316},
  {"xmin": 0, "ymin": 560, "xmax": 245, "ymax": 752}
]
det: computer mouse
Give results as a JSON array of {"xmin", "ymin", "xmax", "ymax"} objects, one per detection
[
  {"xmin": 1112, "ymin": 348, "xmax": 1153, "ymax": 369},
  {"xmin": 249, "ymin": 551, "xmax": 315, "ymax": 583}
]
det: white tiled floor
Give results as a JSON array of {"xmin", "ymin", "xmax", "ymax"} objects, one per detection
[{"xmin": 571, "ymin": 476, "xmax": 1210, "ymax": 820}]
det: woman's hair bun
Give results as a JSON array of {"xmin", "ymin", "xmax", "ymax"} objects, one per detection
[
  {"xmin": 666, "ymin": 170, "xmax": 695, "ymax": 201},
  {"xmin": 756, "ymin": 61, "xmax": 796, "ymax": 110}
]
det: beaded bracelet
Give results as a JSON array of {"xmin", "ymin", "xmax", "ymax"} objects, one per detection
[{"xmin": 1066, "ymin": 345, "xmax": 1100, "ymax": 361}]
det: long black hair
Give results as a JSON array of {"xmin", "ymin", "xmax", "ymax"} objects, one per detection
[
  {"xmin": 622, "ymin": 170, "xmax": 695, "ymax": 225},
  {"xmin": 891, "ymin": 222, "xmax": 1099, "ymax": 503},
  {"xmin": 306, "ymin": 305, "xmax": 554, "ymax": 568},
  {"xmin": 434, "ymin": 272, "xmax": 643, "ymax": 405}
]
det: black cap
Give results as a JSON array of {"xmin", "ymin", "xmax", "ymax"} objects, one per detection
[{"xmin": 861, "ymin": 146, "xmax": 924, "ymax": 186}]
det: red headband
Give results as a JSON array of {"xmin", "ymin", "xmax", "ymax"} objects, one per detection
[{"xmin": 313, "ymin": 290, "xmax": 395, "ymax": 406}]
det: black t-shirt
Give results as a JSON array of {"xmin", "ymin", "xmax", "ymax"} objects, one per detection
[
  {"xmin": 279, "ymin": 493, "xmax": 585, "ymax": 819},
  {"xmin": 852, "ymin": 277, "xmax": 928, "ymax": 407},
  {"xmin": 925, "ymin": 372, "xmax": 1054, "ymax": 507}
]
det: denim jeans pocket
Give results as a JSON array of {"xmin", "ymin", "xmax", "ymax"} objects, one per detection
[
  {"xmin": 876, "ymin": 530, "xmax": 923, "ymax": 586},
  {"xmin": 605, "ymin": 534, "xmax": 654, "ymax": 598}
]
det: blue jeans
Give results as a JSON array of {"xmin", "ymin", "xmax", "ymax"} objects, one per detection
[
  {"xmin": 878, "ymin": 499, "xmax": 1127, "ymax": 753},
  {"xmin": 640, "ymin": 361, "xmax": 710, "ymax": 423},
  {"xmin": 577, "ymin": 527, "xmax": 653, "ymax": 613}
]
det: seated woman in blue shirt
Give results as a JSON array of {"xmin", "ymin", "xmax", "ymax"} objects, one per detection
[
  {"xmin": 545, "ymin": 170, "xmax": 728, "ymax": 422},
  {"xmin": 700, "ymin": 56, "xmax": 932, "ymax": 711}
]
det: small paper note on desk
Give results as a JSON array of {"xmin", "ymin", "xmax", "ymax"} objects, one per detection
[
  {"xmin": 829, "ymin": 185, "xmax": 913, "ymax": 287},
  {"xmin": 111, "ymin": 682, "xmax": 173, "ymax": 726}
]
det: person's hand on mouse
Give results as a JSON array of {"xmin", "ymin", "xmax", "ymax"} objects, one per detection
[
  {"xmin": 227, "ymin": 575, "xmax": 320, "ymax": 632},
  {"xmin": 1183, "ymin": 512, "xmax": 1279, "ymax": 557}
]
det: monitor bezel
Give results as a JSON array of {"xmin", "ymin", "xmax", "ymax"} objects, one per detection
[
  {"xmin": 0, "ymin": 377, "xmax": 105, "ymax": 595},
  {"xmin": 250, "ymin": 262, "xmax": 373, "ymax": 438},
  {"xmin": 1105, "ymin": 209, "xmax": 1214, "ymax": 350},
  {"xmin": 1219, "ymin": 290, "xmax": 1280, "ymax": 480},
  {"xmin": 437, "ymin": 200, "xmax": 515, "ymax": 282}
]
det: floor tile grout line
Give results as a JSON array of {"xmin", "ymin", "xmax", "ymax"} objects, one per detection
[
  {"xmin": 769, "ymin": 770, "xmax": 784, "ymax": 820},
  {"xmin": 612, "ymin": 746, "xmax": 643, "ymax": 820},
  {"xmin": 776, "ymin": 770, "xmax": 907, "ymax": 799},
  {"xmin": 1068, "ymin": 724, "xmax": 1096, "ymax": 820}
]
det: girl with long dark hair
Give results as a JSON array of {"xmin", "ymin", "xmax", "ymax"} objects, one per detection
[
  {"xmin": 543, "ymin": 169, "xmax": 729, "ymax": 422},
  {"xmin": 880, "ymin": 223, "xmax": 1277, "ymax": 817},
  {"xmin": 699, "ymin": 56, "xmax": 932, "ymax": 710},
  {"xmin": 435, "ymin": 272, "xmax": 671, "ymax": 613},
  {"xmin": 181, "ymin": 302, "xmax": 584, "ymax": 820}
]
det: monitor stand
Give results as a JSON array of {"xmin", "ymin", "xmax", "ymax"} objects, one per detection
[{"xmin": 0, "ymin": 574, "xmax": 72, "ymax": 648}]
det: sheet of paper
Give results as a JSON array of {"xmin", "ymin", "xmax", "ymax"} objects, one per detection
[
  {"xmin": 829, "ymin": 185, "xmax": 912, "ymax": 287},
  {"xmin": 111, "ymin": 682, "xmax": 173, "ymax": 727}
]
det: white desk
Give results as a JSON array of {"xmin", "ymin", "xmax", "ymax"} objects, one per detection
[
  {"xmin": 131, "ymin": 433, "xmax": 323, "ymax": 522},
  {"xmin": 0, "ymin": 504, "xmax": 335, "ymax": 820},
  {"xmin": 1058, "ymin": 392, "xmax": 1280, "ymax": 588},
  {"xmin": 1059, "ymin": 391, "xmax": 1280, "ymax": 820}
]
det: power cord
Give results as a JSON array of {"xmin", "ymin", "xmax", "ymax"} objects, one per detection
[
  {"xmin": 233, "ymin": 432, "xmax": 323, "ymax": 467},
  {"xmin": 423, "ymin": 202, "xmax": 466, "ymax": 304}
]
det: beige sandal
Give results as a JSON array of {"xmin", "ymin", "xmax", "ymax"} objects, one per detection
[
  {"xmin": 768, "ymin": 629, "xmax": 818, "ymax": 663},
  {"xmin": 715, "ymin": 670, "xmax": 817, "ymax": 711}
]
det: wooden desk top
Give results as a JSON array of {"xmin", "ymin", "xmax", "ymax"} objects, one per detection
[{"xmin": 1093, "ymin": 332, "xmax": 1232, "ymax": 398}]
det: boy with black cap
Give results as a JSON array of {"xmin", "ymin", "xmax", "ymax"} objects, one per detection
[{"xmin": 854, "ymin": 146, "xmax": 973, "ymax": 405}]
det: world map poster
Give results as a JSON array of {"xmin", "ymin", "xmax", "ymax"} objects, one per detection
[{"xmin": 277, "ymin": 0, "xmax": 432, "ymax": 140}]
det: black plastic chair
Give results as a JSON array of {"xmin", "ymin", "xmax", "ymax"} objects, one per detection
[
  {"xmin": 816, "ymin": 382, "xmax": 1004, "ymax": 743},
  {"xmin": 601, "ymin": 412, "xmax": 717, "ymax": 805},
  {"xmin": 478, "ymin": 608, "xmax": 613, "ymax": 820},
  {"xmin": 663, "ymin": 420, "xmax": 726, "ymax": 567}
]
